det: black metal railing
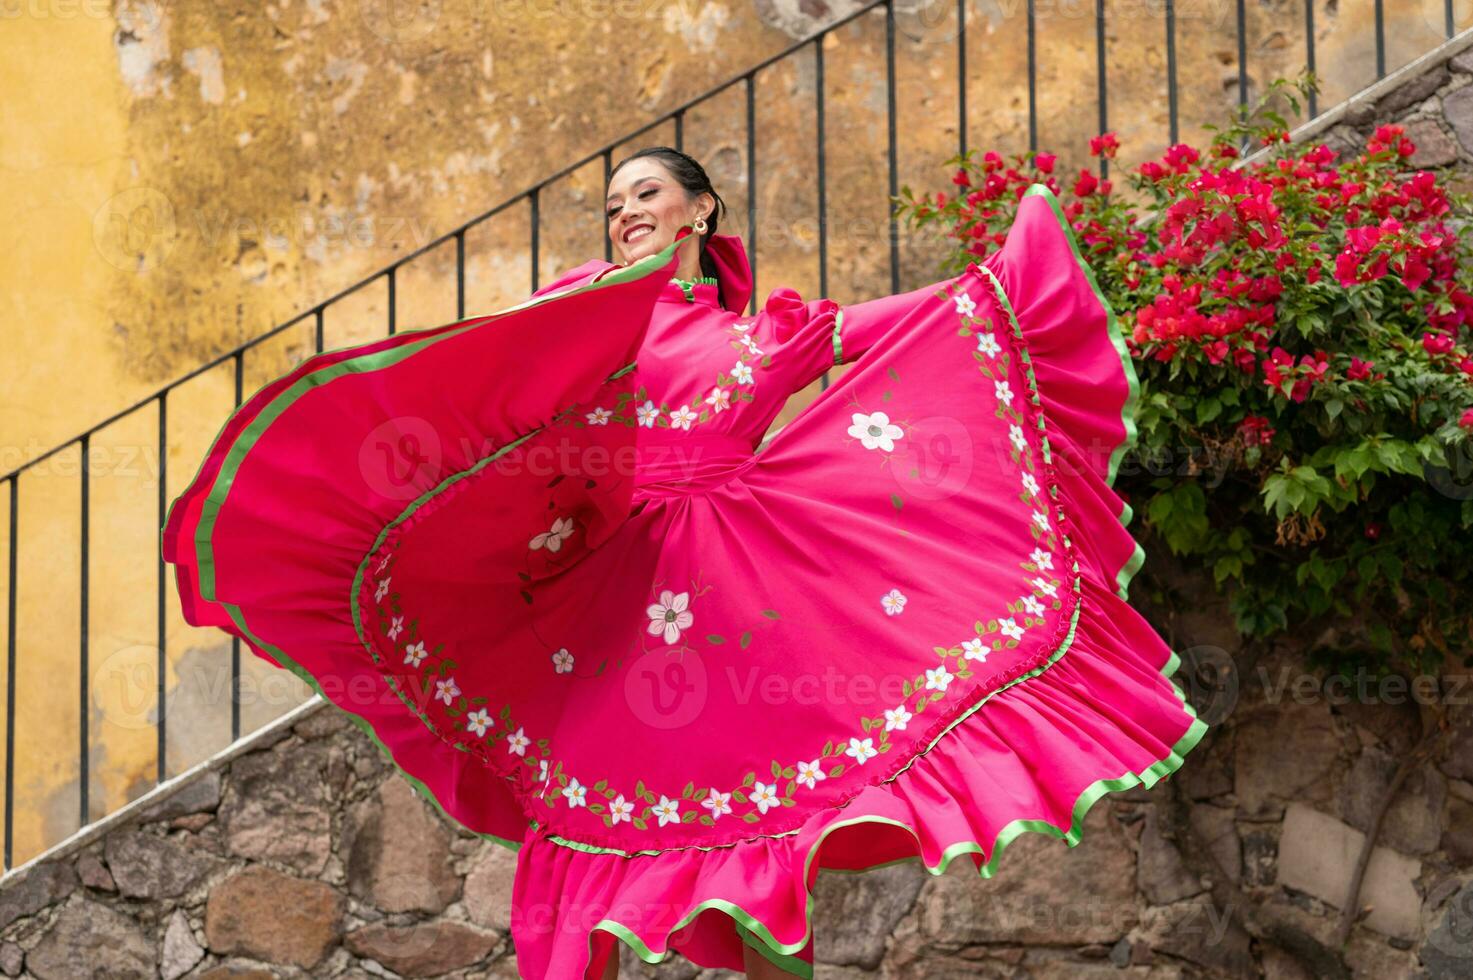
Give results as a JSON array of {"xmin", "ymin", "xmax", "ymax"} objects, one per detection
[{"xmin": 4, "ymin": 0, "xmax": 1468, "ymax": 873}]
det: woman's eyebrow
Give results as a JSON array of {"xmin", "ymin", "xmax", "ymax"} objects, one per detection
[{"xmin": 606, "ymin": 176, "xmax": 661, "ymax": 205}]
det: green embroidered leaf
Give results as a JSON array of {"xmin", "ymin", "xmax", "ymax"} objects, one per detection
[
  {"xmin": 706, "ymin": 634, "xmax": 726, "ymax": 644},
  {"xmin": 781, "ymin": 798, "xmax": 795, "ymax": 807},
  {"xmin": 731, "ymin": 789, "xmax": 748, "ymax": 803},
  {"xmin": 700, "ymin": 815, "xmax": 715, "ymax": 826},
  {"xmin": 589, "ymin": 804, "xmax": 604, "ymax": 814},
  {"xmin": 517, "ymin": 571, "xmax": 532, "ymax": 583},
  {"xmin": 739, "ymin": 631, "xmax": 752, "ymax": 649},
  {"xmin": 770, "ymin": 760, "xmax": 782, "ymax": 778},
  {"xmin": 520, "ymin": 590, "xmax": 533, "ymax": 605},
  {"xmin": 633, "ymin": 818, "xmax": 647, "ymax": 831},
  {"xmin": 594, "ymin": 780, "xmax": 607, "ymax": 792},
  {"xmin": 470, "ymin": 696, "xmax": 487, "ymax": 705},
  {"xmin": 682, "ymin": 810, "xmax": 696, "ymax": 823},
  {"xmin": 635, "ymin": 779, "xmax": 646, "ymax": 798},
  {"xmin": 902, "ymin": 680, "xmax": 912, "ymax": 696},
  {"xmin": 887, "ymin": 367, "xmax": 901, "ymax": 381},
  {"xmin": 682, "ymin": 781, "xmax": 695, "ymax": 800},
  {"xmin": 781, "ymin": 765, "xmax": 795, "ymax": 779},
  {"xmin": 822, "ymin": 740, "xmax": 833, "ymax": 758},
  {"xmin": 891, "ymin": 493, "xmax": 904, "ymax": 510},
  {"xmin": 784, "ymin": 779, "xmax": 796, "ymax": 797},
  {"xmin": 743, "ymin": 812, "xmax": 760, "ymax": 823},
  {"xmin": 742, "ymin": 771, "xmax": 756, "ymax": 787},
  {"xmin": 828, "ymin": 764, "xmax": 845, "ymax": 778},
  {"xmin": 761, "ymin": 609, "xmax": 780, "ymax": 620}
]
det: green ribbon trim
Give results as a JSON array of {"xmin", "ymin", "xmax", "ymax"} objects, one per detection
[
  {"xmin": 830, "ymin": 308, "xmax": 845, "ymax": 366},
  {"xmin": 671, "ymin": 274, "xmax": 719, "ymax": 303}
]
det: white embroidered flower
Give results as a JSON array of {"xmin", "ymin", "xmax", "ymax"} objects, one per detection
[
  {"xmin": 645, "ymin": 590, "xmax": 694, "ymax": 644},
  {"xmin": 435, "ymin": 676, "xmax": 462, "ymax": 705},
  {"xmin": 1029, "ymin": 547, "xmax": 1054, "ymax": 570},
  {"xmin": 1021, "ymin": 471, "xmax": 1040, "ymax": 496},
  {"xmin": 739, "ymin": 334, "xmax": 764, "ymax": 356},
  {"xmin": 551, "ymin": 648, "xmax": 575, "ymax": 674},
  {"xmin": 731, "ymin": 361, "xmax": 754, "ymax": 385},
  {"xmin": 795, "ymin": 760, "xmax": 826, "ymax": 789},
  {"xmin": 1032, "ymin": 509, "xmax": 1051, "ymax": 532},
  {"xmin": 563, "ymin": 778, "xmax": 588, "ymax": 808},
  {"xmin": 669, "ymin": 404, "xmax": 699, "ymax": 430},
  {"xmin": 751, "ymin": 781, "xmax": 780, "ymax": 814},
  {"xmin": 961, "ymin": 638, "xmax": 989, "ymax": 662},
  {"xmin": 537, "ymin": 758, "xmax": 550, "ymax": 791},
  {"xmin": 845, "ymin": 737, "xmax": 878, "ymax": 764},
  {"xmin": 530, "ymin": 516, "xmax": 575, "ymax": 553},
  {"xmin": 1009, "ymin": 424, "xmax": 1028, "ymax": 452},
  {"xmin": 848, "ymin": 411, "xmax": 904, "ymax": 452},
  {"xmin": 375, "ymin": 576, "xmax": 391, "ymax": 602},
  {"xmin": 1022, "ymin": 595, "xmax": 1046, "ymax": 618},
  {"xmin": 403, "ymin": 641, "xmax": 428, "ymax": 667},
  {"xmin": 733, "ymin": 318, "xmax": 754, "ymax": 333},
  {"xmin": 466, "ymin": 708, "xmax": 493, "ymax": 736},
  {"xmin": 387, "ymin": 616, "xmax": 405, "ymax": 640},
  {"xmin": 586, "ymin": 406, "xmax": 612, "ymax": 425},
  {"xmin": 636, "ymin": 400, "xmax": 661, "ymax": 427},
  {"xmin": 976, "ymin": 331, "xmax": 1001, "ymax": 358},
  {"xmin": 994, "ymin": 379, "xmax": 1014, "ymax": 406},
  {"xmin": 705, "ymin": 387, "xmax": 731, "ymax": 413},
  {"xmin": 506, "ymin": 727, "xmax": 530, "ymax": 756},
  {"xmin": 881, "ymin": 588, "xmax": 907, "ymax": 616},
  {"xmin": 653, "ymin": 795, "xmax": 681, "ymax": 827},
  {"xmin": 1031, "ymin": 576, "xmax": 1059, "ymax": 598},
  {"xmin": 702, "ymin": 789, "xmax": 733, "ymax": 819},
  {"xmin": 999, "ymin": 617, "xmax": 1025, "ymax": 641},
  {"xmin": 609, "ymin": 794, "xmax": 635, "ymax": 824},
  {"xmin": 884, "ymin": 706, "xmax": 913, "ymax": 732},
  {"xmin": 925, "ymin": 665, "xmax": 953, "ymax": 692},
  {"xmin": 953, "ymin": 292, "xmax": 977, "ymax": 317}
]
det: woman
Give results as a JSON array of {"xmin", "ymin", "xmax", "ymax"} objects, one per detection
[{"xmin": 162, "ymin": 146, "xmax": 1206, "ymax": 979}]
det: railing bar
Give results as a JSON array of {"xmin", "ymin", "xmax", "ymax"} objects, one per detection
[
  {"xmin": 1236, "ymin": 0, "xmax": 1249, "ymax": 155},
  {"xmin": 817, "ymin": 37, "xmax": 830, "ymax": 393},
  {"xmin": 1375, "ymin": 0, "xmax": 1385, "ymax": 79},
  {"xmin": 79, "ymin": 433, "xmax": 89, "ymax": 829},
  {"xmin": 1167, "ymin": 0, "xmax": 1179, "ymax": 145},
  {"xmin": 6, "ymin": 475, "xmax": 18, "ymax": 871},
  {"xmin": 157, "ymin": 394, "xmax": 168, "ymax": 785},
  {"xmin": 230, "ymin": 359, "xmax": 242, "ymax": 746},
  {"xmin": 1448, "ymin": 0, "xmax": 1455, "ymax": 39},
  {"xmin": 315, "ymin": 308, "xmax": 325, "ymax": 355},
  {"xmin": 746, "ymin": 74, "xmax": 757, "ymax": 317},
  {"xmin": 530, "ymin": 189, "xmax": 540, "ymax": 294},
  {"xmin": 1096, "ymin": 0, "xmax": 1108, "ymax": 181},
  {"xmin": 1027, "ymin": 0, "xmax": 1037, "ymax": 153},
  {"xmin": 1306, "ymin": 0, "xmax": 1317, "ymax": 119},
  {"xmin": 387, "ymin": 267, "xmax": 397, "ymax": 337},
  {"xmin": 675, "ymin": 109, "xmax": 684, "ymax": 152},
  {"xmin": 604, "ymin": 150, "xmax": 615, "ymax": 265},
  {"xmin": 958, "ymin": 0, "xmax": 967, "ymax": 161},
  {"xmin": 456, "ymin": 230, "xmax": 466, "ymax": 321},
  {"xmin": 886, "ymin": 0, "xmax": 900, "ymax": 294}
]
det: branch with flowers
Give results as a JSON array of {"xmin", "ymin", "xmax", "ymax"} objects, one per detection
[{"xmin": 895, "ymin": 74, "xmax": 1473, "ymax": 671}]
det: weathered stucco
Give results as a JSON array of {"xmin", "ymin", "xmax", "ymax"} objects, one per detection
[{"xmin": 1, "ymin": 0, "xmax": 1468, "ymax": 866}]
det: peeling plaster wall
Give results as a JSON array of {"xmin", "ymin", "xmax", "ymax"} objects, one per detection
[{"xmin": 0, "ymin": 0, "xmax": 1468, "ymax": 866}]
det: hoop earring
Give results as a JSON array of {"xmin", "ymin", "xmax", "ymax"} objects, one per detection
[{"xmin": 692, "ymin": 216, "xmax": 708, "ymax": 235}]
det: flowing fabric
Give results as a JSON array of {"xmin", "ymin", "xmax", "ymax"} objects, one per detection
[{"xmin": 161, "ymin": 183, "xmax": 1207, "ymax": 978}]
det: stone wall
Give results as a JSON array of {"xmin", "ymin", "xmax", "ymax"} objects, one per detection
[{"xmin": 4, "ymin": 24, "xmax": 1473, "ymax": 980}]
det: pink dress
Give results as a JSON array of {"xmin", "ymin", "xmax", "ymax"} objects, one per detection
[{"xmin": 162, "ymin": 183, "xmax": 1206, "ymax": 978}]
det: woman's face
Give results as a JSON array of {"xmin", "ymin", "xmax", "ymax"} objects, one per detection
[{"xmin": 606, "ymin": 158, "xmax": 712, "ymax": 266}]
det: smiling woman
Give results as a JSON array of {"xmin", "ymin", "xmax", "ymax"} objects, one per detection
[{"xmin": 161, "ymin": 145, "xmax": 1206, "ymax": 980}]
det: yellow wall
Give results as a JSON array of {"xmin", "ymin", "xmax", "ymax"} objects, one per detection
[{"xmin": 0, "ymin": 0, "xmax": 1462, "ymax": 866}]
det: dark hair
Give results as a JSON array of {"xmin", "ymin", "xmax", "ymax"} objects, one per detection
[{"xmin": 609, "ymin": 146, "xmax": 729, "ymax": 310}]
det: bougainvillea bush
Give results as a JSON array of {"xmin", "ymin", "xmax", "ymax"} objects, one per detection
[{"xmin": 895, "ymin": 78, "xmax": 1473, "ymax": 672}]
